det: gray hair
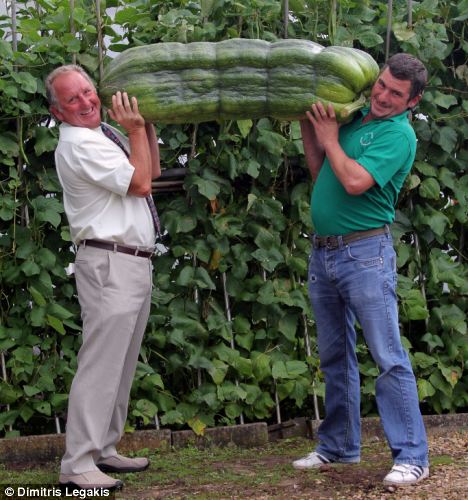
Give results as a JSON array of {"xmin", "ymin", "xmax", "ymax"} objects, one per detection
[{"xmin": 45, "ymin": 65, "xmax": 96, "ymax": 108}]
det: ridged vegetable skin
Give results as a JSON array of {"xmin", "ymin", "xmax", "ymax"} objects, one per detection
[{"xmin": 100, "ymin": 38, "xmax": 380, "ymax": 124}]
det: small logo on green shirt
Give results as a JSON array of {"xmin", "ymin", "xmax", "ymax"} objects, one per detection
[{"xmin": 360, "ymin": 132, "xmax": 374, "ymax": 146}]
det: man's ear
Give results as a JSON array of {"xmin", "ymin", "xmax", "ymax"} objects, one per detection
[
  {"xmin": 408, "ymin": 93, "xmax": 423, "ymax": 110},
  {"xmin": 49, "ymin": 105, "xmax": 63, "ymax": 122}
]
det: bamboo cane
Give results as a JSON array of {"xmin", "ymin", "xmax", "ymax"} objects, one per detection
[
  {"xmin": 95, "ymin": 0, "xmax": 104, "ymax": 83},
  {"xmin": 1, "ymin": 352, "xmax": 12, "ymax": 432},
  {"xmin": 283, "ymin": 0, "xmax": 288, "ymax": 39},
  {"xmin": 385, "ymin": 0, "xmax": 393, "ymax": 62},
  {"xmin": 70, "ymin": 0, "xmax": 76, "ymax": 65},
  {"xmin": 302, "ymin": 309, "xmax": 321, "ymax": 421},
  {"xmin": 55, "ymin": 414, "xmax": 62, "ymax": 434},
  {"xmin": 221, "ymin": 271, "xmax": 245, "ymax": 424},
  {"xmin": 154, "ymin": 413, "xmax": 160, "ymax": 430},
  {"xmin": 261, "ymin": 269, "xmax": 282, "ymax": 424},
  {"xmin": 193, "ymin": 256, "xmax": 203, "ymax": 389}
]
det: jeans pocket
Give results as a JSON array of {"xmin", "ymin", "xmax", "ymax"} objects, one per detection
[{"xmin": 345, "ymin": 239, "xmax": 383, "ymax": 268}]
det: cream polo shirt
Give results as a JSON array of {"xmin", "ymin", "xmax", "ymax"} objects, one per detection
[{"xmin": 55, "ymin": 123, "xmax": 155, "ymax": 247}]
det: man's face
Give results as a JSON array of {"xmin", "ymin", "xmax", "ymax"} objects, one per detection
[
  {"xmin": 50, "ymin": 71, "xmax": 101, "ymax": 128},
  {"xmin": 367, "ymin": 67, "xmax": 422, "ymax": 121}
]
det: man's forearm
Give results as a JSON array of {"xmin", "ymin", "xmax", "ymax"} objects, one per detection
[
  {"xmin": 300, "ymin": 120, "xmax": 325, "ymax": 181},
  {"xmin": 127, "ymin": 127, "xmax": 153, "ymax": 196},
  {"xmin": 306, "ymin": 102, "xmax": 375, "ymax": 195},
  {"xmin": 322, "ymin": 140, "xmax": 375, "ymax": 195},
  {"xmin": 145, "ymin": 123, "xmax": 161, "ymax": 179}
]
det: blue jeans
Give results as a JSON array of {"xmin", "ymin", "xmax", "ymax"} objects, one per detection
[{"xmin": 308, "ymin": 231, "xmax": 429, "ymax": 466}]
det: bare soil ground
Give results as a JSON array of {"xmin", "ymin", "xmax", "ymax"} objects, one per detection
[
  {"xmin": 120, "ymin": 429, "xmax": 467, "ymax": 499},
  {"xmin": 1, "ymin": 427, "xmax": 466, "ymax": 499}
]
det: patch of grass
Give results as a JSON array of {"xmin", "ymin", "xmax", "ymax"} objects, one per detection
[
  {"xmin": 431, "ymin": 455, "xmax": 455, "ymax": 466},
  {"xmin": 0, "ymin": 438, "xmax": 327, "ymax": 493},
  {"xmin": 0, "ymin": 463, "xmax": 58, "ymax": 485},
  {"xmin": 136, "ymin": 439, "xmax": 334, "ymax": 498},
  {"xmin": 113, "ymin": 438, "xmax": 314, "ymax": 490},
  {"xmin": 2, "ymin": 434, "xmax": 464, "ymax": 500}
]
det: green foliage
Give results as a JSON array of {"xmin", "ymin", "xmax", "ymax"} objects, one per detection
[{"xmin": 0, "ymin": 0, "xmax": 466, "ymax": 435}]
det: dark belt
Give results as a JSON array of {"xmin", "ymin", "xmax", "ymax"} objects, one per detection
[
  {"xmin": 313, "ymin": 226, "xmax": 389, "ymax": 249},
  {"xmin": 81, "ymin": 239, "xmax": 153, "ymax": 258}
]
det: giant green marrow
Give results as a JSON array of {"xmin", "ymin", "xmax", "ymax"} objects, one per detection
[{"xmin": 100, "ymin": 38, "xmax": 379, "ymax": 124}]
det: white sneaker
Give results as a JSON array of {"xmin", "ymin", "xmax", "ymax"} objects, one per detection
[
  {"xmin": 292, "ymin": 451, "xmax": 333, "ymax": 469},
  {"xmin": 383, "ymin": 464, "xmax": 429, "ymax": 486}
]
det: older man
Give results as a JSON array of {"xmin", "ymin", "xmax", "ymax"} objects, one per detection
[{"xmin": 46, "ymin": 65, "xmax": 161, "ymax": 490}]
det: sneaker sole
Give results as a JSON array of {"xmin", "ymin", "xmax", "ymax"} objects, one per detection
[
  {"xmin": 292, "ymin": 463, "xmax": 326, "ymax": 470},
  {"xmin": 59, "ymin": 480, "xmax": 124, "ymax": 492},
  {"xmin": 293, "ymin": 459, "xmax": 360, "ymax": 470},
  {"xmin": 97, "ymin": 462, "xmax": 149, "ymax": 473},
  {"xmin": 383, "ymin": 469, "xmax": 429, "ymax": 486}
]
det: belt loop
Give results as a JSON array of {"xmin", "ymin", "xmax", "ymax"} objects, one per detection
[
  {"xmin": 338, "ymin": 235, "xmax": 344, "ymax": 248},
  {"xmin": 113, "ymin": 243, "xmax": 117, "ymax": 253},
  {"xmin": 134, "ymin": 246, "xmax": 140, "ymax": 256},
  {"xmin": 82, "ymin": 239, "xmax": 86, "ymax": 248}
]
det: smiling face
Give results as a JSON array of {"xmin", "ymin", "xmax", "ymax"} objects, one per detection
[
  {"xmin": 50, "ymin": 71, "xmax": 101, "ymax": 128},
  {"xmin": 365, "ymin": 67, "xmax": 422, "ymax": 122}
]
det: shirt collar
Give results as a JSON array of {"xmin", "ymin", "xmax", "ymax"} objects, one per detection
[
  {"xmin": 59, "ymin": 122, "xmax": 102, "ymax": 131},
  {"xmin": 359, "ymin": 106, "xmax": 410, "ymax": 123}
]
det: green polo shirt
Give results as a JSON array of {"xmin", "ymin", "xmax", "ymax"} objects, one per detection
[{"xmin": 310, "ymin": 107, "xmax": 417, "ymax": 235}]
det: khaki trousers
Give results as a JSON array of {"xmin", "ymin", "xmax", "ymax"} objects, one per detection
[{"xmin": 61, "ymin": 245, "xmax": 153, "ymax": 474}]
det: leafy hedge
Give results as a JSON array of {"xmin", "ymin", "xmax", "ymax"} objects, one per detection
[{"xmin": 0, "ymin": 0, "xmax": 466, "ymax": 437}]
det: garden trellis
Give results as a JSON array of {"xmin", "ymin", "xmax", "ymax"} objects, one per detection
[{"xmin": 0, "ymin": 0, "xmax": 466, "ymax": 438}]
